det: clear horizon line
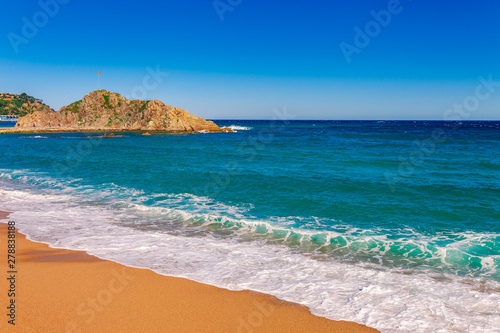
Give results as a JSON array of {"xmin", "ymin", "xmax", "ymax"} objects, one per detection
[{"xmin": 208, "ymin": 119, "xmax": 500, "ymax": 121}]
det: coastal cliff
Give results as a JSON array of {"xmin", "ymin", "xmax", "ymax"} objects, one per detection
[{"xmin": 15, "ymin": 90, "xmax": 230, "ymax": 133}]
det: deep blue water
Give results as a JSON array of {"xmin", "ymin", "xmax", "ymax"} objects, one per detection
[
  {"xmin": 0, "ymin": 121, "xmax": 16, "ymax": 128},
  {"xmin": 0, "ymin": 120, "xmax": 499, "ymax": 331}
]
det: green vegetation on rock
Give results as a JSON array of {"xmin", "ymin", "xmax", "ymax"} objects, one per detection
[
  {"xmin": 139, "ymin": 101, "xmax": 149, "ymax": 112},
  {"xmin": 68, "ymin": 100, "xmax": 82, "ymax": 113},
  {"xmin": 0, "ymin": 92, "xmax": 53, "ymax": 116},
  {"xmin": 102, "ymin": 94, "xmax": 113, "ymax": 109}
]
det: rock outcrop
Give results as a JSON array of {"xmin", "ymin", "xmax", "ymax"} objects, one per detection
[
  {"xmin": 15, "ymin": 90, "xmax": 230, "ymax": 133},
  {"xmin": 0, "ymin": 92, "xmax": 54, "ymax": 116}
]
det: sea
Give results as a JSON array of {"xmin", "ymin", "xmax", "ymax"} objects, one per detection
[
  {"xmin": 0, "ymin": 121, "xmax": 17, "ymax": 128},
  {"xmin": 0, "ymin": 120, "xmax": 499, "ymax": 332}
]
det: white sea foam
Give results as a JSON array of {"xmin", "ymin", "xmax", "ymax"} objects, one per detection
[
  {"xmin": 228, "ymin": 125, "xmax": 253, "ymax": 132},
  {"xmin": 1, "ymin": 179, "xmax": 500, "ymax": 333},
  {"xmin": 0, "ymin": 170, "xmax": 498, "ymax": 278},
  {"xmin": 18, "ymin": 135, "xmax": 50, "ymax": 139}
]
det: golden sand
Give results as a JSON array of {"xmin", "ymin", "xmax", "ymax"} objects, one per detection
[{"xmin": 0, "ymin": 211, "xmax": 378, "ymax": 332}]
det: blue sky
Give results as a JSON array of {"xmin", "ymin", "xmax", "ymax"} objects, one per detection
[{"xmin": 1, "ymin": 0, "xmax": 499, "ymax": 119}]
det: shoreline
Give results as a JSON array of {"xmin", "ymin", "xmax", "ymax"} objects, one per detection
[
  {"xmin": 0, "ymin": 127, "xmax": 232, "ymax": 135},
  {"xmin": 0, "ymin": 127, "xmax": 149, "ymax": 134},
  {"xmin": 0, "ymin": 210, "xmax": 378, "ymax": 332}
]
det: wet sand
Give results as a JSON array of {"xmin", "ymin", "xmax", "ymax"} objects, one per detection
[{"xmin": 0, "ymin": 211, "xmax": 378, "ymax": 332}]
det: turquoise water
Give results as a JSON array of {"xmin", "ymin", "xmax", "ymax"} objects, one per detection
[{"xmin": 0, "ymin": 120, "xmax": 499, "ymax": 332}]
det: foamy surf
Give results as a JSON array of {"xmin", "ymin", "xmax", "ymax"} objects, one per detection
[
  {"xmin": 1, "ymin": 170, "xmax": 498, "ymax": 279},
  {"xmin": 1, "ymin": 173, "xmax": 499, "ymax": 332},
  {"xmin": 228, "ymin": 125, "xmax": 253, "ymax": 132}
]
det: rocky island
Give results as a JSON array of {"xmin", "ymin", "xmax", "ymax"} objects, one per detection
[{"xmin": 1, "ymin": 90, "xmax": 231, "ymax": 134}]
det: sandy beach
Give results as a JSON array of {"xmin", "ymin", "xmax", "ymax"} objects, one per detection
[{"xmin": 0, "ymin": 211, "xmax": 378, "ymax": 333}]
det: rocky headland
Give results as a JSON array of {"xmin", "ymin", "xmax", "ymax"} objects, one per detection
[
  {"xmin": 0, "ymin": 92, "xmax": 54, "ymax": 116},
  {"xmin": 4, "ymin": 90, "xmax": 230, "ymax": 134}
]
